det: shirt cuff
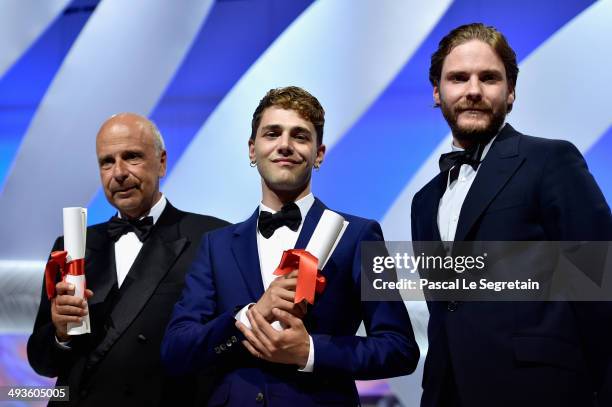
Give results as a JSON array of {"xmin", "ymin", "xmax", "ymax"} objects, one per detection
[
  {"xmin": 297, "ymin": 335, "xmax": 314, "ymax": 372},
  {"xmin": 54, "ymin": 334, "xmax": 72, "ymax": 350},
  {"xmin": 234, "ymin": 303, "xmax": 254, "ymax": 329}
]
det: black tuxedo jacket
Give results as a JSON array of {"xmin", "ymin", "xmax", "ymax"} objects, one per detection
[
  {"xmin": 411, "ymin": 124, "xmax": 612, "ymax": 407},
  {"xmin": 27, "ymin": 202, "xmax": 228, "ymax": 406}
]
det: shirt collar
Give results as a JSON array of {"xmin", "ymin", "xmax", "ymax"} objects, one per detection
[
  {"xmin": 259, "ymin": 192, "xmax": 315, "ymax": 225},
  {"xmin": 117, "ymin": 194, "xmax": 166, "ymax": 225}
]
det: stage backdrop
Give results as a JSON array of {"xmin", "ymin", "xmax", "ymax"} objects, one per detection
[{"xmin": 1, "ymin": 1, "xmax": 610, "ymax": 406}]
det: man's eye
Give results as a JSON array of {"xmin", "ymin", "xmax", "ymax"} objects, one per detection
[
  {"xmin": 265, "ymin": 132, "xmax": 278, "ymax": 137},
  {"xmin": 450, "ymin": 75, "xmax": 467, "ymax": 82},
  {"xmin": 99, "ymin": 160, "xmax": 113, "ymax": 169},
  {"xmin": 124, "ymin": 153, "xmax": 143, "ymax": 162}
]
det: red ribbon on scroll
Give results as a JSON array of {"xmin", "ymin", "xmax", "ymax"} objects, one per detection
[
  {"xmin": 44, "ymin": 250, "xmax": 85, "ymax": 299},
  {"xmin": 273, "ymin": 249, "xmax": 326, "ymax": 305}
]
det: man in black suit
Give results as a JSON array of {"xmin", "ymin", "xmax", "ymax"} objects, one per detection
[
  {"xmin": 27, "ymin": 113, "xmax": 228, "ymax": 406},
  {"xmin": 411, "ymin": 23, "xmax": 612, "ymax": 406}
]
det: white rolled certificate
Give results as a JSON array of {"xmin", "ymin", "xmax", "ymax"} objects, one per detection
[
  {"xmin": 305, "ymin": 209, "xmax": 349, "ymax": 269},
  {"xmin": 63, "ymin": 207, "xmax": 91, "ymax": 335},
  {"xmin": 271, "ymin": 209, "xmax": 349, "ymax": 331}
]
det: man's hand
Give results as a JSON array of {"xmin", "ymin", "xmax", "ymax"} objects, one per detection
[
  {"xmin": 236, "ymin": 308, "xmax": 310, "ymax": 368},
  {"xmin": 251, "ymin": 270, "xmax": 306, "ymax": 321},
  {"xmin": 51, "ymin": 281, "xmax": 93, "ymax": 342}
]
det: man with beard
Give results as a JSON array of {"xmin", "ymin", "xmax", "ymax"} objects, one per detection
[
  {"xmin": 411, "ymin": 24, "xmax": 612, "ymax": 406},
  {"xmin": 162, "ymin": 86, "xmax": 419, "ymax": 406}
]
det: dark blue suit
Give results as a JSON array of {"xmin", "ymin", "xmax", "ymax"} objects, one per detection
[
  {"xmin": 162, "ymin": 198, "xmax": 419, "ymax": 406},
  {"xmin": 412, "ymin": 124, "xmax": 612, "ymax": 407}
]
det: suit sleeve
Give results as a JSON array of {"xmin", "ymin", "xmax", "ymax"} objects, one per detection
[
  {"xmin": 310, "ymin": 221, "xmax": 420, "ymax": 380},
  {"xmin": 27, "ymin": 237, "xmax": 75, "ymax": 377},
  {"xmin": 539, "ymin": 140, "xmax": 611, "ymax": 241},
  {"xmin": 161, "ymin": 233, "xmax": 245, "ymax": 376},
  {"xmin": 539, "ymin": 140, "xmax": 612, "ymax": 403}
]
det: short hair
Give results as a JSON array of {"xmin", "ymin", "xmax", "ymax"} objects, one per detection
[
  {"xmin": 429, "ymin": 23, "xmax": 519, "ymax": 110},
  {"xmin": 148, "ymin": 120, "xmax": 165, "ymax": 156},
  {"xmin": 250, "ymin": 86, "xmax": 325, "ymax": 145},
  {"xmin": 104, "ymin": 113, "xmax": 165, "ymax": 155}
]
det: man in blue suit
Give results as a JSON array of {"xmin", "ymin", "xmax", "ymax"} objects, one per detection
[
  {"xmin": 411, "ymin": 23, "xmax": 612, "ymax": 406},
  {"xmin": 162, "ymin": 86, "xmax": 419, "ymax": 406}
]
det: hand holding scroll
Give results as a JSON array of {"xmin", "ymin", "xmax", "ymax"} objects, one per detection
[
  {"xmin": 51, "ymin": 282, "xmax": 94, "ymax": 342},
  {"xmin": 251, "ymin": 270, "xmax": 306, "ymax": 322}
]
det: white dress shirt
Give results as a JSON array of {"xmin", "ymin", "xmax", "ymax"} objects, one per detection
[
  {"xmin": 114, "ymin": 195, "xmax": 166, "ymax": 287},
  {"xmin": 438, "ymin": 132, "xmax": 498, "ymax": 242},
  {"xmin": 235, "ymin": 193, "xmax": 316, "ymax": 372}
]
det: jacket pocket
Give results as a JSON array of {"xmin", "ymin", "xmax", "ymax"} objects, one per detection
[
  {"xmin": 207, "ymin": 381, "xmax": 231, "ymax": 406},
  {"xmin": 153, "ymin": 282, "xmax": 184, "ymax": 295},
  {"xmin": 512, "ymin": 336, "xmax": 584, "ymax": 371},
  {"xmin": 485, "ymin": 196, "xmax": 526, "ymax": 213}
]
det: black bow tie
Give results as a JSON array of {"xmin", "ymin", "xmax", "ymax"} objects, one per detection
[
  {"xmin": 439, "ymin": 143, "xmax": 486, "ymax": 184},
  {"xmin": 107, "ymin": 215, "xmax": 154, "ymax": 242},
  {"xmin": 258, "ymin": 202, "xmax": 302, "ymax": 239}
]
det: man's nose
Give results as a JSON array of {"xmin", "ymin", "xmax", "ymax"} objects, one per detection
[
  {"xmin": 465, "ymin": 76, "xmax": 483, "ymax": 101},
  {"xmin": 277, "ymin": 133, "xmax": 293, "ymax": 155},
  {"xmin": 112, "ymin": 159, "xmax": 129, "ymax": 181}
]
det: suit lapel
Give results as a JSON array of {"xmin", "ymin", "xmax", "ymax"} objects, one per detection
[
  {"xmin": 89, "ymin": 204, "xmax": 188, "ymax": 363},
  {"xmin": 229, "ymin": 198, "xmax": 328, "ymax": 301},
  {"xmin": 85, "ymin": 225, "xmax": 117, "ymax": 306},
  {"xmin": 294, "ymin": 198, "xmax": 326, "ymax": 249},
  {"xmin": 454, "ymin": 124, "xmax": 524, "ymax": 241},
  {"xmin": 416, "ymin": 174, "xmax": 446, "ymax": 241},
  {"xmin": 231, "ymin": 208, "xmax": 265, "ymax": 301}
]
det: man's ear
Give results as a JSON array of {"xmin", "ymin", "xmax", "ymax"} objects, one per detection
[
  {"xmin": 433, "ymin": 84, "xmax": 441, "ymax": 107},
  {"xmin": 159, "ymin": 150, "xmax": 167, "ymax": 177},
  {"xmin": 248, "ymin": 138, "xmax": 256, "ymax": 163},
  {"xmin": 315, "ymin": 144, "xmax": 326, "ymax": 167},
  {"xmin": 507, "ymin": 88, "xmax": 515, "ymax": 106}
]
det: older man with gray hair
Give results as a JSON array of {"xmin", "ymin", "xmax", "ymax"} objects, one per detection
[{"xmin": 27, "ymin": 113, "xmax": 228, "ymax": 406}]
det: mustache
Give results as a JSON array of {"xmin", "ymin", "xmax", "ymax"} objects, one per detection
[{"xmin": 455, "ymin": 102, "xmax": 492, "ymax": 112}]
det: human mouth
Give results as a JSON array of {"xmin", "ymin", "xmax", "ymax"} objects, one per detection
[
  {"xmin": 114, "ymin": 186, "xmax": 138, "ymax": 196},
  {"xmin": 460, "ymin": 108, "xmax": 488, "ymax": 113},
  {"xmin": 272, "ymin": 158, "xmax": 301, "ymax": 166}
]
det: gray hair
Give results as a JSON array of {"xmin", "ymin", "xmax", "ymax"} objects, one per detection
[{"xmin": 149, "ymin": 120, "xmax": 166, "ymax": 156}]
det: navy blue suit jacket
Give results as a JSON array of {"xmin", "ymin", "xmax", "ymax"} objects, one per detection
[
  {"xmin": 162, "ymin": 198, "xmax": 419, "ymax": 406},
  {"xmin": 411, "ymin": 124, "xmax": 612, "ymax": 407}
]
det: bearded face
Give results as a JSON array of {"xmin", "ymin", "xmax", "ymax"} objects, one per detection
[{"xmin": 434, "ymin": 40, "xmax": 515, "ymax": 146}]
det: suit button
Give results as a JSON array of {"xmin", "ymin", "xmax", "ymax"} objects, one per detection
[
  {"xmin": 255, "ymin": 392, "xmax": 264, "ymax": 403},
  {"xmin": 137, "ymin": 334, "xmax": 147, "ymax": 343},
  {"xmin": 447, "ymin": 301, "xmax": 458, "ymax": 312}
]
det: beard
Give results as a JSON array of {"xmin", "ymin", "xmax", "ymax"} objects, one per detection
[{"xmin": 441, "ymin": 98, "xmax": 507, "ymax": 144}]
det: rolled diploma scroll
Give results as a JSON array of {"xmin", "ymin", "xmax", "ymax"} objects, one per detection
[
  {"xmin": 272, "ymin": 209, "xmax": 349, "ymax": 331},
  {"xmin": 63, "ymin": 207, "xmax": 91, "ymax": 335},
  {"xmin": 304, "ymin": 209, "xmax": 349, "ymax": 270}
]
